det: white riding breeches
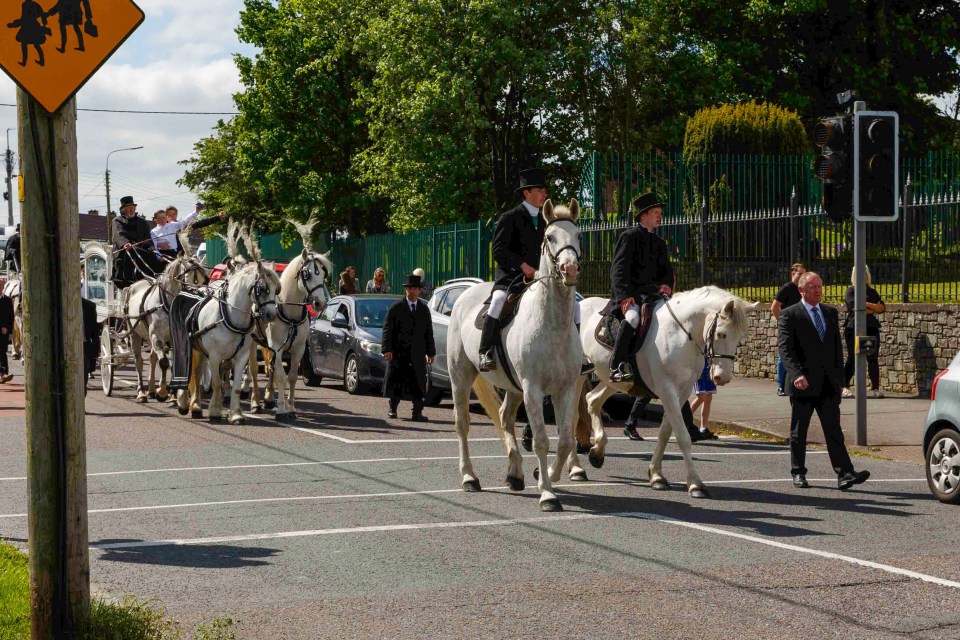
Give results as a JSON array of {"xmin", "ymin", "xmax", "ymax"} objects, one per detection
[
  {"xmin": 624, "ymin": 304, "xmax": 640, "ymax": 329},
  {"xmin": 487, "ymin": 289, "xmax": 508, "ymax": 319}
]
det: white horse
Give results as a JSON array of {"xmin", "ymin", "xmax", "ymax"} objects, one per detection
[
  {"xmin": 2, "ymin": 276, "xmax": 22, "ymax": 359},
  {"xmin": 176, "ymin": 260, "xmax": 281, "ymax": 424},
  {"xmin": 124, "ymin": 255, "xmax": 209, "ymax": 402},
  {"xmin": 570, "ymin": 287, "xmax": 758, "ymax": 496},
  {"xmin": 247, "ymin": 247, "xmax": 333, "ymax": 419},
  {"xmin": 447, "ymin": 199, "xmax": 584, "ymax": 512}
]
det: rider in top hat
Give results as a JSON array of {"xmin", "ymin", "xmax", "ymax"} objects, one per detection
[
  {"xmin": 112, "ymin": 195, "xmax": 159, "ymax": 290},
  {"xmin": 480, "ymin": 168, "xmax": 592, "ymax": 375},
  {"xmin": 602, "ymin": 191, "xmax": 674, "ymax": 383}
]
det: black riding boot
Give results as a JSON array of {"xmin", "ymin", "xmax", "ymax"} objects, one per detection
[
  {"xmin": 609, "ymin": 321, "xmax": 637, "ymax": 383},
  {"xmin": 576, "ymin": 322, "xmax": 595, "ymax": 375},
  {"xmin": 478, "ymin": 315, "xmax": 499, "ymax": 371}
]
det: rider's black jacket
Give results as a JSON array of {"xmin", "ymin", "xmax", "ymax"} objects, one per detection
[
  {"xmin": 601, "ymin": 224, "xmax": 673, "ymax": 316},
  {"xmin": 491, "ymin": 203, "xmax": 544, "ymax": 290}
]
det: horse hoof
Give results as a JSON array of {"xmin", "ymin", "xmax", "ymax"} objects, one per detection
[
  {"xmin": 689, "ymin": 485, "xmax": 711, "ymax": 499},
  {"xmin": 462, "ymin": 479, "xmax": 482, "ymax": 492},
  {"xmin": 239, "ymin": 389, "xmax": 251, "ymax": 400},
  {"xmin": 229, "ymin": 416, "xmax": 245, "ymax": 426},
  {"xmin": 209, "ymin": 416, "xmax": 223, "ymax": 423},
  {"xmin": 156, "ymin": 393, "xmax": 168, "ymax": 403},
  {"xmin": 539, "ymin": 498, "xmax": 563, "ymax": 512},
  {"xmin": 505, "ymin": 476, "xmax": 525, "ymax": 492},
  {"xmin": 191, "ymin": 410, "xmax": 203, "ymax": 419},
  {"xmin": 147, "ymin": 390, "xmax": 157, "ymax": 399},
  {"xmin": 521, "ymin": 436, "xmax": 533, "ymax": 452},
  {"xmin": 650, "ymin": 478, "xmax": 671, "ymax": 491},
  {"xmin": 287, "ymin": 412, "xmax": 297, "ymax": 421},
  {"xmin": 570, "ymin": 470, "xmax": 588, "ymax": 482},
  {"xmin": 136, "ymin": 395, "xmax": 148, "ymax": 403},
  {"xmin": 588, "ymin": 449, "xmax": 605, "ymax": 469},
  {"xmin": 264, "ymin": 400, "xmax": 276, "ymax": 410},
  {"xmin": 532, "ymin": 467, "xmax": 540, "ymax": 481},
  {"xmin": 177, "ymin": 405, "xmax": 189, "ymax": 416},
  {"xmin": 249, "ymin": 406, "xmax": 262, "ymax": 414}
]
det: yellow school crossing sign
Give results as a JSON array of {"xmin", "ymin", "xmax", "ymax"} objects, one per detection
[{"xmin": 0, "ymin": 0, "xmax": 144, "ymax": 113}]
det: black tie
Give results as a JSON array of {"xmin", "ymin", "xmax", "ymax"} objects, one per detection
[{"xmin": 410, "ymin": 303, "xmax": 416, "ymax": 313}]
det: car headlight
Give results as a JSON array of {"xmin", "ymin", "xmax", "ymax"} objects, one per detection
[{"xmin": 360, "ymin": 340, "xmax": 382, "ymax": 355}]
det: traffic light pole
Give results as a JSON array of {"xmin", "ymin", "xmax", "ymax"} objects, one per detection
[{"xmin": 853, "ymin": 101, "xmax": 868, "ymax": 446}]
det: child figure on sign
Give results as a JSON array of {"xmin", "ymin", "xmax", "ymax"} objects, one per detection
[{"xmin": 7, "ymin": 0, "xmax": 51, "ymax": 67}]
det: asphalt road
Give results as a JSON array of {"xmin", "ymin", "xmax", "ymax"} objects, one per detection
[{"xmin": 1, "ymin": 365, "xmax": 959, "ymax": 639}]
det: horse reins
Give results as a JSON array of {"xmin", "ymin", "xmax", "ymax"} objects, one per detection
[{"xmin": 663, "ymin": 300, "xmax": 738, "ymax": 363}]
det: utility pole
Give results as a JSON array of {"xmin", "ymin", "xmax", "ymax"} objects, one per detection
[
  {"xmin": 5, "ymin": 128, "xmax": 13, "ymax": 225},
  {"xmin": 19, "ymin": 90, "xmax": 90, "ymax": 637}
]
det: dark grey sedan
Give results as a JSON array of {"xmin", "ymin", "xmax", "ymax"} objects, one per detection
[{"xmin": 302, "ymin": 294, "xmax": 401, "ymax": 394}]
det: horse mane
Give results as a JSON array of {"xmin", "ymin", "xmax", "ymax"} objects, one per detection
[{"xmin": 671, "ymin": 286, "xmax": 752, "ymax": 334}]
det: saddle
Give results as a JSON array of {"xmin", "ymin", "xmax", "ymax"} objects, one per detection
[
  {"xmin": 473, "ymin": 282, "xmax": 528, "ymax": 331},
  {"xmin": 595, "ymin": 307, "xmax": 659, "ymax": 400},
  {"xmin": 169, "ymin": 290, "xmax": 207, "ymax": 391}
]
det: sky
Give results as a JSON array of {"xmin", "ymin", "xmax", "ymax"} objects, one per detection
[{"xmin": 0, "ymin": 0, "xmax": 253, "ymax": 227}]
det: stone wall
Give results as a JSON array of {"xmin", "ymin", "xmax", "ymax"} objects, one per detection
[{"xmin": 734, "ymin": 303, "xmax": 960, "ymax": 398}]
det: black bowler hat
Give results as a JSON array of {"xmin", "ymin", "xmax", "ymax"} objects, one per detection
[
  {"xmin": 631, "ymin": 192, "xmax": 665, "ymax": 217},
  {"xmin": 516, "ymin": 168, "xmax": 547, "ymax": 194},
  {"xmin": 119, "ymin": 195, "xmax": 137, "ymax": 208},
  {"xmin": 403, "ymin": 274, "xmax": 423, "ymax": 288}
]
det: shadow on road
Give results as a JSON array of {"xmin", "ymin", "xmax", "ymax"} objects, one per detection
[{"xmin": 94, "ymin": 540, "xmax": 280, "ymax": 569}]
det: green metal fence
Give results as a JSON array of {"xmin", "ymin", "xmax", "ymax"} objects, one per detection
[{"xmin": 206, "ymin": 151, "xmax": 960, "ymax": 302}]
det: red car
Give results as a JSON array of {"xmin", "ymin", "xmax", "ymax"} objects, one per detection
[{"xmin": 208, "ymin": 261, "xmax": 323, "ymax": 317}]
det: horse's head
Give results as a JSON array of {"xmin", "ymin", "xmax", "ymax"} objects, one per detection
[
  {"xmin": 164, "ymin": 254, "xmax": 208, "ymax": 290},
  {"xmin": 542, "ymin": 198, "xmax": 581, "ymax": 286},
  {"xmin": 253, "ymin": 261, "xmax": 281, "ymax": 323},
  {"xmin": 298, "ymin": 248, "xmax": 333, "ymax": 312},
  {"xmin": 705, "ymin": 298, "xmax": 760, "ymax": 385}
]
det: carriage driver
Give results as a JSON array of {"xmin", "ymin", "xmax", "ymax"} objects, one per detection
[
  {"xmin": 112, "ymin": 195, "xmax": 160, "ymax": 294},
  {"xmin": 602, "ymin": 191, "xmax": 674, "ymax": 383},
  {"xmin": 479, "ymin": 168, "xmax": 593, "ymax": 375}
]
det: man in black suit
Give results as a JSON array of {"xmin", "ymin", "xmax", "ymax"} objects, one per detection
[
  {"xmin": 601, "ymin": 192, "xmax": 674, "ymax": 383},
  {"xmin": 778, "ymin": 271, "xmax": 870, "ymax": 490},
  {"xmin": 382, "ymin": 274, "xmax": 436, "ymax": 422}
]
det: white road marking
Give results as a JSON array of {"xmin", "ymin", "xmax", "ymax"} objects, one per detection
[
  {"xmin": 0, "ymin": 478, "xmax": 926, "ymax": 519},
  {"xmin": 0, "ymin": 449, "xmax": 817, "ymax": 482},
  {"xmin": 88, "ymin": 507, "xmax": 960, "ymax": 589}
]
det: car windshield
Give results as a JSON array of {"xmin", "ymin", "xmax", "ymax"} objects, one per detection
[{"xmin": 355, "ymin": 298, "xmax": 395, "ymax": 328}]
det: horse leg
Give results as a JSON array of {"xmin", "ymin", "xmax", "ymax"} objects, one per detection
[
  {"xmin": 262, "ymin": 349, "xmax": 276, "ymax": 410},
  {"xmin": 284, "ymin": 342, "xmax": 304, "ymax": 418},
  {"xmin": 245, "ymin": 342, "xmax": 261, "ymax": 411},
  {"xmin": 483, "ymin": 380, "xmax": 522, "ymax": 491},
  {"xmin": 453, "ymin": 373, "xmax": 482, "ymax": 491},
  {"xmin": 133, "ymin": 334, "xmax": 149, "ymax": 402},
  {"xmin": 662, "ymin": 388, "xmax": 708, "ymax": 498},
  {"xmin": 547, "ymin": 382, "xmax": 577, "ymax": 484},
  {"xmin": 524, "ymin": 388, "xmax": 560, "ymax": 511},
  {"xmin": 228, "ymin": 343, "xmax": 252, "ymax": 424},
  {"xmin": 583, "ymin": 382, "xmax": 616, "ymax": 469},
  {"xmin": 155, "ymin": 344, "xmax": 170, "ymax": 403},
  {"xmin": 147, "ymin": 348, "xmax": 158, "ymax": 399},
  {"xmin": 565, "ymin": 377, "xmax": 590, "ymax": 481},
  {"xmin": 274, "ymin": 349, "xmax": 291, "ymax": 417}
]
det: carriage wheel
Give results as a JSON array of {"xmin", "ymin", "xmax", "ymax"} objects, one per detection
[{"xmin": 100, "ymin": 325, "xmax": 114, "ymax": 396}]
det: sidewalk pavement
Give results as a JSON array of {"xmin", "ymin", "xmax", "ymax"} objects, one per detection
[{"xmin": 708, "ymin": 376, "xmax": 927, "ymax": 449}]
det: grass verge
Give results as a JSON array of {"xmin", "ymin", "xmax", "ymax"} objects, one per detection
[{"xmin": 0, "ymin": 541, "xmax": 234, "ymax": 640}]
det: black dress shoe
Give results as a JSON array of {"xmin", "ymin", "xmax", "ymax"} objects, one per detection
[
  {"xmin": 838, "ymin": 469, "xmax": 870, "ymax": 490},
  {"xmin": 698, "ymin": 428, "xmax": 719, "ymax": 440},
  {"xmin": 793, "ymin": 474, "xmax": 809, "ymax": 488},
  {"xmin": 623, "ymin": 426, "xmax": 644, "ymax": 441},
  {"xmin": 777, "ymin": 387, "xmax": 786, "ymax": 397},
  {"xmin": 411, "ymin": 413, "xmax": 429, "ymax": 423},
  {"xmin": 387, "ymin": 409, "xmax": 398, "ymax": 418}
]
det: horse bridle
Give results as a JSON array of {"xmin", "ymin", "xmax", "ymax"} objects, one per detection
[
  {"xmin": 665, "ymin": 301, "xmax": 738, "ymax": 363},
  {"xmin": 539, "ymin": 219, "xmax": 581, "ymax": 287},
  {"xmin": 277, "ymin": 254, "xmax": 329, "ymax": 327}
]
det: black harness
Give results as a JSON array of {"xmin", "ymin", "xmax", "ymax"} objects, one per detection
[{"xmin": 664, "ymin": 302, "xmax": 738, "ymax": 363}]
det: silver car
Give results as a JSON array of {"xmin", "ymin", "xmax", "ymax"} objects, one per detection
[
  {"xmin": 923, "ymin": 351, "xmax": 960, "ymax": 504},
  {"xmin": 426, "ymin": 277, "xmax": 484, "ymax": 404}
]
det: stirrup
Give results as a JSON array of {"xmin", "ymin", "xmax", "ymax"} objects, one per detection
[
  {"xmin": 580, "ymin": 358, "xmax": 595, "ymax": 375},
  {"xmin": 479, "ymin": 350, "xmax": 498, "ymax": 371},
  {"xmin": 609, "ymin": 362, "xmax": 634, "ymax": 383}
]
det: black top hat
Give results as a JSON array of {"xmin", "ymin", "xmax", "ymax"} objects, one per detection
[
  {"xmin": 631, "ymin": 192, "xmax": 665, "ymax": 217},
  {"xmin": 516, "ymin": 168, "xmax": 547, "ymax": 194},
  {"xmin": 403, "ymin": 274, "xmax": 423, "ymax": 288},
  {"xmin": 119, "ymin": 196, "xmax": 137, "ymax": 208}
]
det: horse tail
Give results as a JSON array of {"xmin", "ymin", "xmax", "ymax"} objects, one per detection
[{"xmin": 471, "ymin": 375, "xmax": 504, "ymax": 437}]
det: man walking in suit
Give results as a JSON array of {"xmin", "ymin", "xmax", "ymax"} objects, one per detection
[
  {"xmin": 778, "ymin": 271, "xmax": 870, "ymax": 490},
  {"xmin": 382, "ymin": 274, "xmax": 436, "ymax": 422}
]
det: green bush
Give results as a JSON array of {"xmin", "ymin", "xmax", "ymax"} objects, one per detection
[{"xmin": 682, "ymin": 101, "xmax": 808, "ymax": 161}]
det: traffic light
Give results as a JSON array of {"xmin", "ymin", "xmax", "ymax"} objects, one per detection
[
  {"xmin": 854, "ymin": 111, "xmax": 899, "ymax": 221},
  {"xmin": 813, "ymin": 115, "xmax": 853, "ymax": 221}
]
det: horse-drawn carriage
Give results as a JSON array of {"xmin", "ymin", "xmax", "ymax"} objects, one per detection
[{"xmin": 82, "ymin": 242, "xmax": 136, "ymax": 396}]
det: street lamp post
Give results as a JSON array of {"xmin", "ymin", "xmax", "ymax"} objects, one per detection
[
  {"xmin": 105, "ymin": 146, "xmax": 143, "ymax": 244},
  {"xmin": 5, "ymin": 128, "xmax": 13, "ymax": 226}
]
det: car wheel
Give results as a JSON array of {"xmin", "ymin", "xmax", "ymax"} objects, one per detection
[
  {"xmin": 301, "ymin": 353, "xmax": 323, "ymax": 387},
  {"xmin": 343, "ymin": 353, "xmax": 364, "ymax": 395},
  {"xmin": 926, "ymin": 428, "xmax": 960, "ymax": 504}
]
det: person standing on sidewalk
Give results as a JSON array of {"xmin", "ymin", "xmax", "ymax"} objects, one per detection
[
  {"xmin": 382, "ymin": 274, "xmax": 435, "ymax": 422},
  {"xmin": 842, "ymin": 265, "xmax": 885, "ymax": 399},
  {"xmin": 778, "ymin": 271, "xmax": 870, "ymax": 490},
  {"xmin": 0, "ymin": 292, "xmax": 13, "ymax": 383},
  {"xmin": 770, "ymin": 263, "xmax": 805, "ymax": 396}
]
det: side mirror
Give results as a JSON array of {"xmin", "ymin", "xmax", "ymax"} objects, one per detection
[{"xmin": 331, "ymin": 318, "xmax": 350, "ymax": 329}]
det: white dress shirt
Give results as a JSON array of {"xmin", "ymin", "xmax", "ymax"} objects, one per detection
[{"xmin": 151, "ymin": 208, "xmax": 202, "ymax": 253}]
